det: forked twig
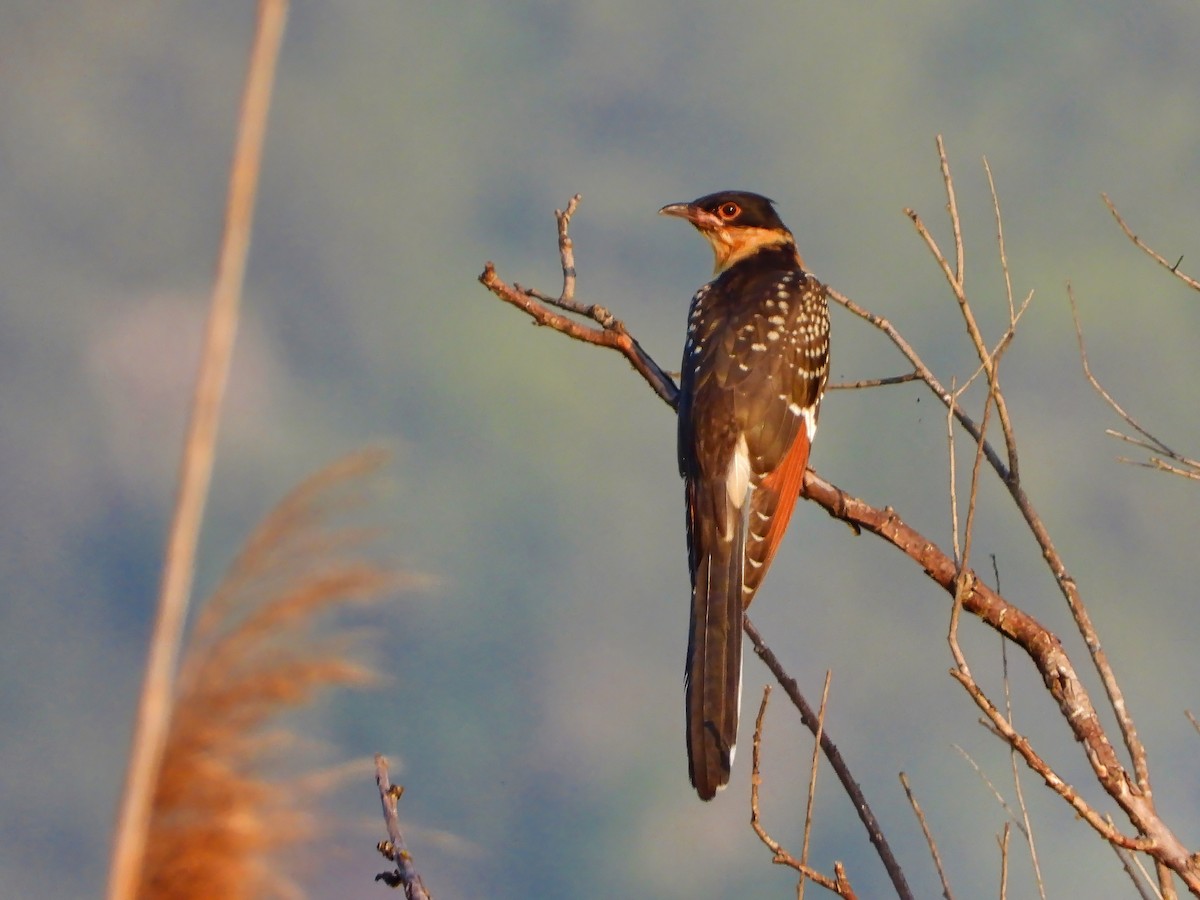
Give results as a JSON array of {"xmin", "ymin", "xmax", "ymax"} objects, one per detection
[{"xmin": 480, "ymin": 195, "xmax": 677, "ymax": 406}]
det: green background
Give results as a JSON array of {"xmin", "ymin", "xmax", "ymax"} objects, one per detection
[{"xmin": 2, "ymin": 3, "xmax": 1198, "ymax": 897}]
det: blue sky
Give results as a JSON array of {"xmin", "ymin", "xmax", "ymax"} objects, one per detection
[{"xmin": 2, "ymin": 3, "xmax": 1199, "ymax": 897}]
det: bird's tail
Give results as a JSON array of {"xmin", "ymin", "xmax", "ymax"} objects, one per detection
[{"xmin": 685, "ymin": 509, "xmax": 745, "ymax": 800}]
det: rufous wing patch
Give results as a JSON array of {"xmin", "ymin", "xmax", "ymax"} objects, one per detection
[{"xmin": 744, "ymin": 426, "xmax": 812, "ymax": 608}]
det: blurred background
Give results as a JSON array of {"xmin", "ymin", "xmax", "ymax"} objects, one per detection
[{"xmin": 2, "ymin": 3, "xmax": 1199, "ymax": 897}]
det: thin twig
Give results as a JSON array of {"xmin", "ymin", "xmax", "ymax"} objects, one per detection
[
  {"xmin": 1070, "ymin": 285, "xmax": 1200, "ymax": 482},
  {"xmin": 1110, "ymin": 840, "xmax": 1163, "ymax": 900},
  {"xmin": 939, "ymin": 135, "xmax": 965, "ymax": 285},
  {"xmin": 798, "ymin": 672, "xmax": 833, "ymax": 900},
  {"xmin": 1103, "ymin": 194, "xmax": 1200, "ymax": 292},
  {"xmin": 910, "ymin": 141, "xmax": 1022, "ymax": 485},
  {"xmin": 1002, "ymin": 638, "xmax": 1046, "ymax": 900},
  {"xmin": 829, "ymin": 371, "xmax": 921, "ymax": 390},
  {"xmin": 829, "ymin": 287, "xmax": 1013, "ymax": 484},
  {"xmin": 999, "ymin": 822, "xmax": 1011, "ymax": 900},
  {"xmin": 106, "ymin": 3, "xmax": 287, "ymax": 897},
  {"xmin": 374, "ymin": 755, "xmax": 432, "ymax": 900},
  {"xmin": 901, "ymin": 773, "xmax": 954, "ymax": 900},
  {"xmin": 953, "ymin": 745, "xmax": 1027, "ymax": 839},
  {"xmin": 985, "ymin": 157, "xmax": 1016, "ymax": 323}
]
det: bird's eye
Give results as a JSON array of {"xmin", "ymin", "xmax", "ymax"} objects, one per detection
[{"xmin": 719, "ymin": 202, "xmax": 741, "ymax": 219}]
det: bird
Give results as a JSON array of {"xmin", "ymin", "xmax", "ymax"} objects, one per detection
[{"xmin": 659, "ymin": 191, "xmax": 830, "ymax": 800}]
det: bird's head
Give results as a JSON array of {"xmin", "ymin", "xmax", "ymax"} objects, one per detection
[{"xmin": 659, "ymin": 190, "xmax": 797, "ymax": 274}]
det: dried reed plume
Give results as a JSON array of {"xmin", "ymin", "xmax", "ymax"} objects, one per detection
[{"xmin": 136, "ymin": 449, "xmax": 417, "ymax": 899}]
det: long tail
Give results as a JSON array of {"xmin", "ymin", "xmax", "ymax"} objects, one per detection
[{"xmin": 685, "ymin": 511, "xmax": 745, "ymax": 800}]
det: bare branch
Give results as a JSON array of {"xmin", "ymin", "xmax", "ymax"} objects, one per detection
[
  {"xmin": 884, "ymin": 140, "xmax": 1149, "ymax": 806},
  {"xmin": 1002, "ymin": 639, "xmax": 1046, "ymax": 900},
  {"xmin": 828, "ymin": 287, "xmax": 1013, "ymax": 484},
  {"xmin": 908, "ymin": 140, "xmax": 1022, "ymax": 481},
  {"xmin": 799, "ymin": 470, "xmax": 1197, "ymax": 876},
  {"xmin": 938, "ymin": 134, "xmax": 966, "ymax": 285}
]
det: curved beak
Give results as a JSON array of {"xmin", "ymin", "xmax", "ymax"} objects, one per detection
[{"xmin": 659, "ymin": 202, "xmax": 721, "ymax": 230}]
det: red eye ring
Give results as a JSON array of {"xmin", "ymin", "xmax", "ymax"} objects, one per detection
[{"xmin": 719, "ymin": 202, "xmax": 740, "ymax": 219}]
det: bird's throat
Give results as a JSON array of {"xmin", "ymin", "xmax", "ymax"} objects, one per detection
[{"xmin": 706, "ymin": 227, "xmax": 798, "ymax": 274}]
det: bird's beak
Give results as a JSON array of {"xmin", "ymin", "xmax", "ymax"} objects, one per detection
[{"xmin": 659, "ymin": 202, "xmax": 722, "ymax": 231}]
